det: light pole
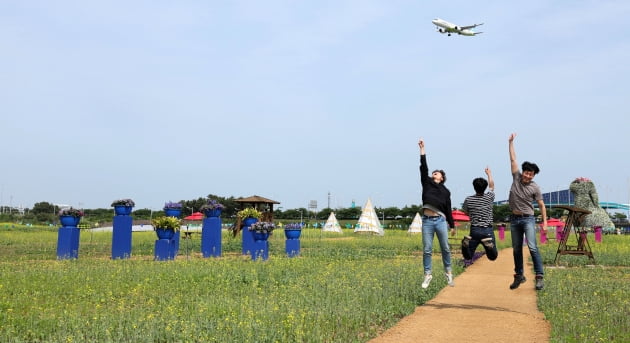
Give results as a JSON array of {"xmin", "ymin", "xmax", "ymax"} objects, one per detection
[{"xmin": 187, "ymin": 206, "xmax": 194, "ymax": 216}]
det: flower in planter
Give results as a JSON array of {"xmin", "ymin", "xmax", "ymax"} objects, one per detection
[
  {"xmin": 163, "ymin": 201, "xmax": 183, "ymax": 210},
  {"xmin": 237, "ymin": 208, "xmax": 262, "ymax": 219},
  {"xmin": 151, "ymin": 216, "xmax": 182, "ymax": 231},
  {"xmin": 248, "ymin": 221, "xmax": 275, "ymax": 233},
  {"xmin": 58, "ymin": 207, "xmax": 84, "ymax": 218},
  {"xmin": 284, "ymin": 223, "xmax": 303, "ymax": 230},
  {"xmin": 110, "ymin": 198, "xmax": 135, "ymax": 207},
  {"xmin": 200, "ymin": 199, "xmax": 225, "ymax": 212}
]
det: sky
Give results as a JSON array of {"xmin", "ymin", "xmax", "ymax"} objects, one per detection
[{"xmin": 2, "ymin": 1, "xmax": 629, "ymax": 213}]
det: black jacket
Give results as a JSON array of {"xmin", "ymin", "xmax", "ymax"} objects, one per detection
[{"xmin": 420, "ymin": 154, "xmax": 455, "ymax": 229}]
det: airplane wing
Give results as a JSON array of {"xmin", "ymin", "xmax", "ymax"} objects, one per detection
[{"xmin": 459, "ymin": 22, "xmax": 483, "ymax": 30}]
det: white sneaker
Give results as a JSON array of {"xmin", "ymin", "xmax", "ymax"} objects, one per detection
[
  {"xmin": 446, "ymin": 272, "xmax": 454, "ymax": 287},
  {"xmin": 422, "ymin": 274, "xmax": 433, "ymax": 289}
]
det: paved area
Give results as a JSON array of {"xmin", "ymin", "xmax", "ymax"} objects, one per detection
[{"xmin": 369, "ymin": 248, "xmax": 550, "ymax": 343}]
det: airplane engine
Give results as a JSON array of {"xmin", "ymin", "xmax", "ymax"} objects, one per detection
[
  {"xmin": 438, "ymin": 28, "xmax": 445, "ymax": 33},
  {"xmin": 454, "ymin": 26, "xmax": 459, "ymax": 31}
]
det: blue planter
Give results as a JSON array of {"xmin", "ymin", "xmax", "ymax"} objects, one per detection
[
  {"xmin": 201, "ymin": 217, "xmax": 222, "ymax": 258},
  {"xmin": 243, "ymin": 217, "xmax": 258, "ymax": 227},
  {"xmin": 284, "ymin": 229, "xmax": 302, "ymax": 240},
  {"xmin": 204, "ymin": 209, "xmax": 222, "ymax": 218},
  {"xmin": 155, "ymin": 228, "xmax": 175, "ymax": 240},
  {"xmin": 252, "ymin": 231, "xmax": 269, "ymax": 241},
  {"xmin": 59, "ymin": 215, "xmax": 80, "ymax": 227},
  {"xmin": 112, "ymin": 215, "xmax": 132, "ymax": 259},
  {"xmin": 241, "ymin": 217, "xmax": 258, "ymax": 255},
  {"xmin": 57, "ymin": 227, "xmax": 81, "ymax": 259},
  {"xmin": 164, "ymin": 208, "xmax": 182, "ymax": 218},
  {"xmin": 114, "ymin": 205, "xmax": 133, "ymax": 216}
]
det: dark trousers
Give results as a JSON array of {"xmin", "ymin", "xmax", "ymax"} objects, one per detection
[{"xmin": 462, "ymin": 226, "xmax": 498, "ymax": 261}]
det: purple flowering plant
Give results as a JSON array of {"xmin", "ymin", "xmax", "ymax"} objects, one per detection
[
  {"xmin": 284, "ymin": 223, "xmax": 303, "ymax": 230},
  {"xmin": 164, "ymin": 201, "xmax": 183, "ymax": 210},
  {"xmin": 199, "ymin": 199, "xmax": 225, "ymax": 212},
  {"xmin": 248, "ymin": 221, "xmax": 275, "ymax": 233},
  {"xmin": 58, "ymin": 207, "xmax": 84, "ymax": 218},
  {"xmin": 110, "ymin": 198, "xmax": 135, "ymax": 207}
]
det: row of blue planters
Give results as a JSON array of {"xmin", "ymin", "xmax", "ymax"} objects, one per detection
[
  {"xmin": 252, "ymin": 230, "xmax": 301, "ymax": 240},
  {"xmin": 151, "ymin": 207, "xmax": 224, "ymax": 261},
  {"xmin": 241, "ymin": 217, "xmax": 302, "ymax": 260},
  {"xmin": 242, "ymin": 217, "xmax": 302, "ymax": 240},
  {"xmin": 58, "ymin": 208, "xmax": 301, "ymax": 260},
  {"xmin": 114, "ymin": 206, "xmax": 222, "ymax": 218}
]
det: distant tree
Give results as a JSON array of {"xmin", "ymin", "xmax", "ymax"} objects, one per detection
[
  {"xmin": 178, "ymin": 194, "xmax": 239, "ymax": 218},
  {"xmin": 274, "ymin": 208, "xmax": 285, "ymax": 219},
  {"xmin": 30, "ymin": 202, "xmax": 57, "ymax": 223},
  {"xmin": 547, "ymin": 207, "xmax": 566, "ymax": 219},
  {"xmin": 493, "ymin": 204, "xmax": 512, "ymax": 222},
  {"xmin": 400, "ymin": 205, "xmax": 421, "ymax": 218},
  {"xmin": 133, "ymin": 208, "xmax": 152, "ymax": 220},
  {"xmin": 31, "ymin": 202, "xmax": 56, "ymax": 215},
  {"xmin": 378, "ymin": 206, "xmax": 401, "ymax": 219},
  {"xmin": 336, "ymin": 207, "xmax": 361, "ymax": 219},
  {"xmin": 282, "ymin": 208, "xmax": 307, "ymax": 220},
  {"xmin": 318, "ymin": 207, "xmax": 333, "ymax": 220}
]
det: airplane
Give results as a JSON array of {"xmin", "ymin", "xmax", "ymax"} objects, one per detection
[{"xmin": 431, "ymin": 18, "xmax": 483, "ymax": 36}]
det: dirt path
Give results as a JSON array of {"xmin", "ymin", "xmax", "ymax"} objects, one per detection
[{"xmin": 369, "ymin": 248, "xmax": 550, "ymax": 343}]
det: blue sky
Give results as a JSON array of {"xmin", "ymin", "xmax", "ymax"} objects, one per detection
[{"xmin": 2, "ymin": 1, "xmax": 629, "ymax": 212}]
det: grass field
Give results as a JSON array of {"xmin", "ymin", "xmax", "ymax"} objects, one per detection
[
  {"xmin": 538, "ymin": 233, "xmax": 630, "ymax": 343},
  {"xmin": 0, "ymin": 224, "xmax": 628, "ymax": 342}
]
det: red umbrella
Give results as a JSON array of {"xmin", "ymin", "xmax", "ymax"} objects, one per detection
[
  {"xmin": 452, "ymin": 209, "xmax": 470, "ymax": 222},
  {"xmin": 546, "ymin": 218, "xmax": 564, "ymax": 227},
  {"xmin": 184, "ymin": 212, "xmax": 204, "ymax": 221}
]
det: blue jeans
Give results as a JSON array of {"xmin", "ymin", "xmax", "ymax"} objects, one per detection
[
  {"xmin": 463, "ymin": 226, "xmax": 498, "ymax": 261},
  {"xmin": 510, "ymin": 216, "xmax": 544, "ymax": 276},
  {"xmin": 422, "ymin": 216, "xmax": 452, "ymax": 274}
]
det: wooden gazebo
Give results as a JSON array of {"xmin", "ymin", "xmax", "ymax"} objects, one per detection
[{"xmin": 232, "ymin": 195, "xmax": 280, "ymax": 235}]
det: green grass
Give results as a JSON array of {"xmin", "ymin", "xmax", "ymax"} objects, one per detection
[
  {"xmin": 538, "ymin": 234, "xmax": 630, "ymax": 342},
  {"xmin": 0, "ymin": 226, "xmax": 454, "ymax": 342},
  {"xmin": 0, "ymin": 224, "xmax": 628, "ymax": 342}
]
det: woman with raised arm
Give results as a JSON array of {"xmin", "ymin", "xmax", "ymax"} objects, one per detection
[{"xmin": 418, "ymin": 138, "xmax": 455, "ymax": 289}]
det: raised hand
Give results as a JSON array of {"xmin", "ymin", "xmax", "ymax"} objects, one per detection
[{"xmin": 508, "ymin": 133, "xmax": 516, "ymax": 142}]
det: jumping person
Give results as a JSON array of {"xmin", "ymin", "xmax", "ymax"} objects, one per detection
[
  {"xmin": 461, "ymin": 166, "xmax": 498, "ymax": 262},
  {"xmin": 418, "ymin": 138, "xmax": 455, "ymax": 289},
  {"xmin": 508, "ymin": 133, "xmax": 547, "ymax": 290}
]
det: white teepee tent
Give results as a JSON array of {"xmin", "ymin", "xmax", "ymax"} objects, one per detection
[
  {"xmin": 408, "ymin": 212, "xmax": 422, "ymax": 233},
  {"xmin": 354, "ymin": 198, "xmax": 384, "ymax": 235},
  {"xmin": 322, "ymin": 212, "xmax": 343, "ymax": 233}
]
